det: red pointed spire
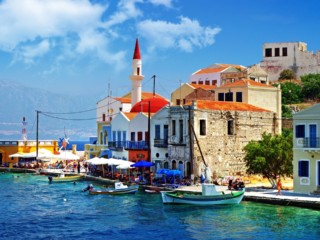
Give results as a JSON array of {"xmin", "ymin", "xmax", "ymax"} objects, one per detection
[{"xmin": 133, "ymin": 38, "xmax": 141, "ymax": 60}]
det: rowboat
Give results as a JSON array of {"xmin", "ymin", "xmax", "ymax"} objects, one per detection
[
  {"xmin": 88, "ymin": 182, "xmax": 139, "ymax": 195},
  {"xmin": 48, "ymin": 175, "xmax": 83, "ymax": 183},
  {"xmin": 161, "ymin": 184, "xmax": 245, "ymax": 205}
]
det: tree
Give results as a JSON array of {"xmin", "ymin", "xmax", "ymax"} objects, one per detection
[
  {"xmin": 275, "ymin": 82, "xmax": 302, "ymax": 104},
  {"xmin": 243, "ymin": 132, "xmax": 293, "ymax": 188},
  {"xmin": 301, "ymin": 73, "xmax": 320, "ymax": 100},
  {"xmin": 279, "ymin": 69, "xmax": 295, "ymax": 80}
]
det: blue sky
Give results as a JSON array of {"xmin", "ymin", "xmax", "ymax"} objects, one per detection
[{"xmin": 0, "ymin": 0, "xmax": 320, "ymax": 100}]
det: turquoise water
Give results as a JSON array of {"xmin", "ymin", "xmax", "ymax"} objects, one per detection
[{"xmin": 0, "ymin": 173, "xmax": 319, "ymax": 240}]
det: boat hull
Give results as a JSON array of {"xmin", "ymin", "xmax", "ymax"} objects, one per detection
[
  {"xmin": 49, "ymin": 175, "xmax": 83, "ymax": 183},
  {"xmin": 89, "ymin": 185, "xmax": 139, "ymax": 195},
  {"xmin": 161, "ymin": 189, "xmax": 245, "ymax": 205}
]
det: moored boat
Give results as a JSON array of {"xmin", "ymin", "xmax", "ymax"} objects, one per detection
[
  {"xmin": 88, "ymin": 182, "xmax": 139, "ymax": 195},
  {"xmin": 161, "ymin": 184, "xmax": 245, "ymax": 205},
  {"xmin": 48, "ymin": 174, "xmax": 83, "ymax": 183}
]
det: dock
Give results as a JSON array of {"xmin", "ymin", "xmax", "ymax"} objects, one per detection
[{"xmin": 178, "ymin": 184, "xmax": 320, "ymax": 210}]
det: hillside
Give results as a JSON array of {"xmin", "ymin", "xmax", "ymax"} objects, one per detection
[{"xmin": 0, "ymin": 80, "xmax": 97, "ymax": 140}]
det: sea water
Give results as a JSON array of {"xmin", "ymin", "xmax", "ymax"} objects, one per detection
[{"xmin": 0, "ymin": 173, "xmax": 319, "ymax": 240}]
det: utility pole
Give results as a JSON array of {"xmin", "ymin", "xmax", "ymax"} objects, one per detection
[
  {"xmin": 148, "ymin": 101, "xmax": 151, "ymax": 161},
  {"xmin": 36, "ymin": 110, "xmax": 41, "ymax": 159}
]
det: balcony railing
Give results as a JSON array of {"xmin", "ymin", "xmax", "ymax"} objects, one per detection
[
  {"xmin": 300, "ymin": 138, "xmax": 320, "ymax": 148},
  {"xmin": 108, "ymin": 141, "xmax": 126, "ymax": 151},
  {"xmin": 125, "ymin": 141, "xmax": 149, "ymax": 150},
  {"xmin": 154, "ymin": 139, "xmax": 168, "ymax": 148}
]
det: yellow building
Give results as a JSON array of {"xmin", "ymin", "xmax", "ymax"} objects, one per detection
[
  {"xmin": 293, "ymin": 103, "xmax": 320, "ymax": 194},
  {"xmin": 0, "ymin": 140, "xmax": 58, "ymax": 166}
]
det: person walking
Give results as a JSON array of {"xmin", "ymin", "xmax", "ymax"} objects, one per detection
[{"xmin": 276, "ymin": 178, "xmax": 282, "ymax": 196}]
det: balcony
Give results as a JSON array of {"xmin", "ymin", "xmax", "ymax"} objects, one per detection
[
  {"xmin": 108, "ymin": 141, "xmax": 125, "ymax": 151},
  {"xmin": 125, "ymin": 141, "xmax": 149, "ymax": 150},
  {"xmin": 154, "ymin": 139, "xmax": 168, "ymax": 148},
  {"xmin": 168, "ymin": 135, "xmax": 187, "ymax": 146},
  {"xmin": 296, "ymin": 138, "xmax": 320, "ymax": 149}
]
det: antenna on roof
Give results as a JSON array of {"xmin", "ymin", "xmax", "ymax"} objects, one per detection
[{"xmin": 151, "ymin": 75, "xmax": 156, "ymax": 96}]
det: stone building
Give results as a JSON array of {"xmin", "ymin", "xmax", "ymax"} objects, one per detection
[
  {"xmin": 167, "ymin": 100, "xmax": 277, "ymax": 179},
  {"xmin": 260, "ymin": 41, "xmax": 320, "ymax": 81}
]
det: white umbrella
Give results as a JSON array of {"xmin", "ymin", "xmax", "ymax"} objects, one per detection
[
  {"xmin": 53, "ymin": 150, "xmax": 80, "ymax": 160},
  {"xmin": 116, "ymin": 163, "xmax": 134, "ymax": 169},
  {"xmin": 86, "ymin": 157, "xmax": 109, "ymax": 165}
]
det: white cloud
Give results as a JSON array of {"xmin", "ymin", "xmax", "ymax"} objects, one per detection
[
  {"xmin": 137, "ymin": 16, "xmax": 221, "ymax": 52},
  {"xmin": 149, "ymin": 0, "xmax": 173, "ymax": 8},
  {"xmin": 104, "ymin": 0, "xmax": 143, "ymax": 28},
  {"xmin": 18, "ymin": 40, "xmax": 51, "ymax": 63}
]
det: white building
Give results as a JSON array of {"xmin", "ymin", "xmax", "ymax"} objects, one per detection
[{"xmin": 260, "ymin": 41, "xmax": 320, "ymax": 81}]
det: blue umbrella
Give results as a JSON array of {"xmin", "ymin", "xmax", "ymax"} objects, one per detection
[{"xmin": 131, "ymin": 160, "xmax": 155, "ymax": 168}]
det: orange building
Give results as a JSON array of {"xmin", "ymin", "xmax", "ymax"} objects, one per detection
[{"xmin": 0, "ymin": 140, "xmax": 58, "ymax": 166}]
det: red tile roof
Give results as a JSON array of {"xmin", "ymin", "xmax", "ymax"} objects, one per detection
[
  {"xmin": 190, "ymin": 83, "xmax": 216, "ymax": 90},
  {"xmin": 194, "ymin": 67, "xmax": 227, "ymax": 74},
  {"xmin": 113, "ymin": 97, "xmax": 131, "ymax": 103},
  {"xmin": 121, "ymin": 92, "xmax": 167, "ymax": 100},
  {"xmin": 190, "ymin": 100, "xmax": 270, "ymax": 112},
  {"xmin": 123, "ymin": 112, "xmax": 139, "ymax": 120}
]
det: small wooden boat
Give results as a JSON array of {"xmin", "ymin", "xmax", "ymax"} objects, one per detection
[
  {"xmin": 48, "ymin": 175, "xmax": 83, "ymax": 183},
  {"xmin": 88, "ymin": 182, "xmax": 139, "ymax": 195},
  {"xmin": 161, "ymin": 184, "xmax": 245, "ymax": 205}
]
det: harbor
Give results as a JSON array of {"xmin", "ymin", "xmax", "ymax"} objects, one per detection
[{"xmin": 1, "ymin": 172, "xmax": 319, "ymax": 240}]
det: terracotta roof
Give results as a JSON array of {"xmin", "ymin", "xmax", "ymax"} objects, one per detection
[
  {"xmin": 130, "ymin": 96, "xmax": 169, "ymax": 113},
  {"xmin": 123, "ymin": 112, "xmax": 139, "ymax": 120},
  {"xmin": 194, "ymin": 67, "xmax": 227, "ymax": 75},
  {"xmin": 190, "ymin": 100, "xmax": 270, "ymax": 112},
  {"xmin": 133, "ymin": 38, "xmax": 141, "ymax": 59},
  {"xmin": 216, "ymin": 63, "xmax": 246, "ymax": 70},
  {"xmin": 190, "ymin": 83, "xmax": 216, "ymax": 90},
  {"xmin": 113, "ymin": 97, "xmax": 131, "ymax": 103},
  {"xmin": 218, "ymin": 79, "xmax": 274, "ymax": 88},
  {"xmin": 121, "ymin": 91, "xmax": 167, "ymax": 100}
]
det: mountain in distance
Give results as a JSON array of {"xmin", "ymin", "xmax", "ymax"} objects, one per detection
[{"xmin": 0, "ymin": 80, "xmax": 99, "ymax": 141}]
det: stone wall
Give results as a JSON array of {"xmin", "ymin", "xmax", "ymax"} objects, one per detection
[{"xmin": 192, "ymin": 109, "xmax": 276, "ymax": 178}]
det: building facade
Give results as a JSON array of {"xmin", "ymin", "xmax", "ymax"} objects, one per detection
[
  {"xmin": 260, "ymin": 41, "xmax": 320, "ymax": 81},
  {"xmin": 293, "ymin": 103, "xmax": 320, "ymax": 194}
]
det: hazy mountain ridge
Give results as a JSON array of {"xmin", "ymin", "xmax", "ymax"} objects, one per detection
[{"xmin": 0, "ymin": 80, "xmax": 97, "ymax": 140}]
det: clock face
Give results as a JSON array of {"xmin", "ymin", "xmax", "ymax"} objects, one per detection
[{"xmin": 109, "ymin": 108, "xmax": 114, "ymax": 114}]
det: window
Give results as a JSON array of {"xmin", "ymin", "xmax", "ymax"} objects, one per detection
[
  {"xmin": 265, "ymin": 48, "xmax": 272, "ymax": 57},
  {"xmin": 218, "ymin": 93, "xmax": 224, "ymax": 101},
  {"xmin": 228, "ymin": 120, "xmax": 234, "ymax": 135},
  {"xmin": 295, "ymin": 125, "xmax": 305, "ymax": 138},
  {"xmin": 205, "ymin": 80, "xmax": 210, "ymax": 85},
  {"xmin": 192, "ymin": 81, "xmax": 196, "ymax": 84},
  {"xmin": 199, "ymin": 81, "xmax": 203, "ymax": 85},
  {"xmin": 212, "ymin": 80, "xmax": 217, "ymax": 85},
  {"xmin": 236, "ymin": 92, "xmax": 242, "ymax": 102},
  {"xmin": 137, "ymin": 67, "xmax": 140, "ymax": 75},
  {"xmin": 130, "ymin": 132, "xmax": 135, "ymax": 141},
  {"xmin": 179, "ymin": 120, "xmax": 183, "ymax": 142},
  {"xmin": 172, "ymin": 120, "xmax": 176, "ymax": 135},
  {"xmin": 155, "ymin": 125, "xmax": 161, "ymax": 139},
  {"xmin": 200, "ymin": 119, "xmax": 206, "ymax": 136},
  {"xmin": 298, "ymin": 160, "xmax": 309, "ymax": 177},
  {"xmin": 282, "ymin": 47, "xmax": 288, "ymax": 56},
  {"xmin": 225, "ymin": 92, "xmax": 233, "ymax": 102},
  {"xmin": 164, "ymin": 125, "xmax": 168, "ymax": 142},
  {"xmin": 138, "ymin": 132, "xmax": 143, "ymax": 141},
  {"xmin": 117, "ymin": 131, "xmax": 121, "ymax": 142},
  {"xmin": 275, "ymin": 48, "xmax": 280, "ymax": 57},
  {"xmin": 176, "ymin": 99, "xmax": 181, "ymax": 105},
  {"xmin": 102, "ymin": 113, "xmax": 106, "ymax": 121},
  {"xmin": 113, "ymin": 131, "xmax": 116, "ymax": 141}
]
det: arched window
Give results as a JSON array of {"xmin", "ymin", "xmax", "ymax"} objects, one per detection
[
  {"xmin": 164, "ymin": 161, "xmax": 169, "ymax": 169},
  {"xmin": 172, "ymin": 160, "xmax": 177, "ymax": 170}
]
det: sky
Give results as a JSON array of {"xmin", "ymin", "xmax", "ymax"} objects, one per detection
[{"xmin": 1, "ymin": 0, "xmax": 320, "ymax": 101}]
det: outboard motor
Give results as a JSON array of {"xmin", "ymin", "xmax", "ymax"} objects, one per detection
[{"xmin": 48, "ymin": 176, "xmax": 53, "ymax": 184}]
